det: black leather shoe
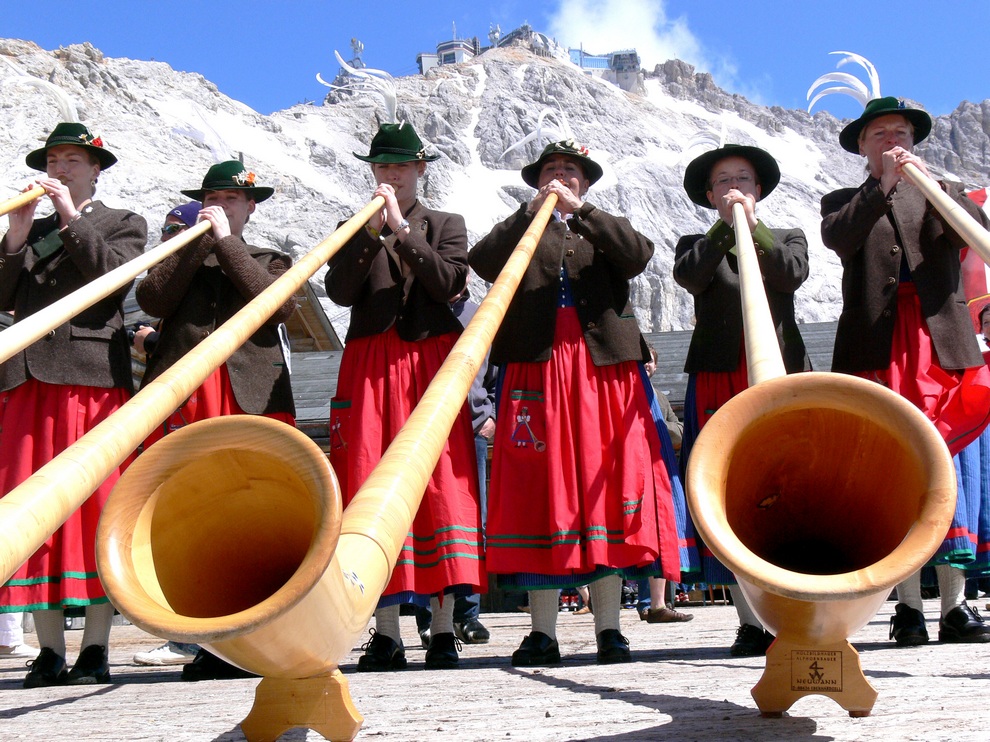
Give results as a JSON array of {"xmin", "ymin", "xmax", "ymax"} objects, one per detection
[
  {"xmin": 23, "ymin": 648, "xmax": 67, "ymax": 689},
  {"xmin": 454, "ymin": 618, "xmax": 491, "ymax": 644},
  {"xmin": 424, "ymin": 632, "xmax": 461, "ymax": 669},
  {"xmin": 181, "ymin": 649, "xmax": 255, "ymax": 681},
  {"xmin": 356, "ymin": 629, "xmax": 407, "ymax": 672},
  {"xmin": 66, "ymin": 644, "xmax": 111, "ymax": 685},
  {"xmin": 889, "ymin": 603, "xmax": 929, "ymax": 647},
  {"xmin": 939, "ymin": 603, "xmax": 990, "ymax": 643},
  {"xmin": 510, "ymin": 631, "xmax": 561, "ymax": 666},
  {"xmin": 596, "ymin": 629, "xmax": 631, "ymax": 664},
  {"xmin": 730, "ymin": 624, "xmax": 774, "ymax": 657}
]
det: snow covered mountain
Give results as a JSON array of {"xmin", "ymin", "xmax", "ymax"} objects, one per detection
[{"xmin": 2, "ymin": 38, "xmax": 988, "ymax": 336}]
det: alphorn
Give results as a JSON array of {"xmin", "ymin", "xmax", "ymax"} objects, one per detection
[
  {"xmin": 685, "ymin": 202, "xmax": 957, "ymax": 717},
  {"xmin": 0, "ymin": 197, "xmax": 385, "ymax": 586},
  {"xmin": 0, "ymin": 220, "xmax": 212, "ymax": 365},
  {"xmin": 95, "ymin": 194, "xmax": 558, "ymax": 741},
  {"xmin": 0, "ymin": 185, "xmax": 45, "ymax": 217},
  {"xmin": 901, "ymin": 162, "xmax": 990, "ymax": 265}
]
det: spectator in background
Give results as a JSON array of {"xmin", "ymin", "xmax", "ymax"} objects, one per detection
[
  {"xmin": 130, "ymin": 202, "xmax": 201, "ymax": 359},
  {"xmin": 638, "ymin": 346, "xmax": 693, "ymax": 624}
]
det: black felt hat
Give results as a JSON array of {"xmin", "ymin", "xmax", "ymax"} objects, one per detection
[{"xmin": 683, "ymin": 144, "xmax": 780, "ymax": 208}]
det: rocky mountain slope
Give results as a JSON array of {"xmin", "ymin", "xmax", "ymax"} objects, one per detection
[{"xmin": 2, "ymin": 38, "xmax": 987, "ymax": 335}]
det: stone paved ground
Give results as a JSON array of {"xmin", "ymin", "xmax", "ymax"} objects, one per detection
[{"xmin": 1, "ymin": 598, "xmax": 988, "ymax": 741}]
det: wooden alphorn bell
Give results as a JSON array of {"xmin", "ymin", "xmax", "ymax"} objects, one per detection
[
  {"xmin": 0, "ymin": 185, "xmax": 45, "ymax": 217},
  {"xmin": 94, "ymin": 195, "xmax": 558, "ymax": 741},
  {"xmin": 0, "ymin": 220, "xmax": 212, "ymax": 364},
  {"xmin": 685, "ymin": 202, "xmax": 957, "ymax": 717}
]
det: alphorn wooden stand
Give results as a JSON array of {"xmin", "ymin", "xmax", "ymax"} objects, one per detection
[
  {"xmin": 686, "ymin": 203, "xmax": 957, "ymax": 718},
  {"xmin": 240, "ymin": 672, "xmax": 363, "ymax": 742}
]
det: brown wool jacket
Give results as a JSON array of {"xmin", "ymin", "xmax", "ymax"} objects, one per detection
[
  {"xmin": 821, "ymin": 177, "xmax": 987, "ymax": 372},
  {"xmin": 469, "ymin": 202, "xmax": 652, "ymax": 366},
  {"xmin": 137, "ymin": 231, "xmax": 295, "ymax": 416},
  {"xmin": 674, "ymin": 224, "xmax": 811, "ymax": 374},
  {"xmin": 0, "ymin": 202, "xmax": 147, "ymax": 393},
  {"xmin": 325, "ymin": 200, "xmax": 467, "ymax": 342}
]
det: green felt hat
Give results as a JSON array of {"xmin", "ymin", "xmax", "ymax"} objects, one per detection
[
  {"xmin": 354, "ymin": 123, "xmax": 440, "ymax": 163},
  {"xmin": 839, "ymin": 96, "xmax": 932, "ymax": 153},
  {"xmin": 520, "ymin": 139, "xmax": 603, "ymax": 188},
  {"xmin": 683, "ymin": 144, "xmax": 780, "ymax": 208},
  {"xmin": 25, "ymin": 122, "xmax": 117, "ymax": 171},
  {"xmin": 181, "ymin": 160, "xmax": 274, "ymax": 202}
]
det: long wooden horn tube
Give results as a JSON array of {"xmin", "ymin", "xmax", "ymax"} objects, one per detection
[
  {"xmin": 901, "ymin": 162, "xmax": 990, "ymax": 265},
  {"xmin": 0, "ymin": 221, "xmax": 212, "ymax": 364},
  {"xmin": 686, "ymin": 200, "xmax": 957, "ymax": 716},
  {"xmin": 0, "ymin": 185, "xmax": 45, "ymax": 217},
  {"xmin": 0, "ymin": 197, "xmax": 385, "ymax": 585},
  {"xmin": 94, "ymin": 193, "xmax": 557, "ymax": 686},
  {"xmin": 732, "ymin": 202, "xmax": 786, "ymax": 385}
]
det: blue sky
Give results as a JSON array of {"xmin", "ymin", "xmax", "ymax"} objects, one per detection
[{"xmin": 4, "ymin": 0, "xmax": 984, "ymax": 119}]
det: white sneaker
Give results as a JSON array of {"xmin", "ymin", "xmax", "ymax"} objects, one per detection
[
  {"xmin": 0, "ymin": 643, "xmax": 40, "ymax": 658},
  {"xmin": 133, "ymin": 643, "xmax": 197, "ymax": 666}
]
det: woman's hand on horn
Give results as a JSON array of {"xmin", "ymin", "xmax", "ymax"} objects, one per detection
[
  {"xmin": 880, "ymin": 146, "xmax": 932, "ymax": 194},
  {"xmin": 370, "ymin": 183, "xmax": 400, "ymax": 233},
  {"xmin": 38, "ymin": 177, "xmax": 78, "ymax": 229},
  {"xmin": 530, "ymin": 179, "xmax": 583, "ymax": 216},
  {"xmin": 719, "ymin": 189, "xmax": 758, "ymax": 232},
  {"xmin": 198, "ymin": 205, "xmax": 231, "ymax": 241}
]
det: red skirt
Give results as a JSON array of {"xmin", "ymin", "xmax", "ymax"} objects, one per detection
[
  {"xmin": 692, "ymin": 343, "xmax": 749, "ymax": 432},
  {"xmin": 329, "ymin": 327, "xmax": 485, "ymax": 598},
  {"xmin": 0, "ymin": 379, "xmax": 133, "ymax": 610},
  {"xmin": 486, "ymin": 307, "xmax": 680, "ymax": 581},
  {"xmin": 856, "ymin": 284, "xmax": 990, "ymax": 456},
  {"xmin": 143, "ymin": 364, "xmax": 294, "ymax": 449}
]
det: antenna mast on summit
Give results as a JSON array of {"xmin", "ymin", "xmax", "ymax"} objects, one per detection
[{"xmin": 350, "ymin": 38, "xmax": 365, "ymax": 69}]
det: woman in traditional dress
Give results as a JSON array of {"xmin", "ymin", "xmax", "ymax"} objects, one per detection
[
  {"xmin": 0, "ymin": 122, "xmax": 147, "ymax": 687},
  {"xmin": 326, "ymin": 123, "xmax": 485, "ymax": 671},
  {"xmin": 470, "ymin": 140, "xmax": 685, "ymax": 665},
  {"xmin": 821, "ymin": 96, "xmax": 990, "ymax": 646}
]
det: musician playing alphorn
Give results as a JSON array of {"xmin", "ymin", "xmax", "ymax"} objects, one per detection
[
  {"xmin": 674, "ymin": 143, "xmax": 810, "ymax": 657},
  {"xmin": 470, "ymin": 140, "xmax": 684, "ymax": 666},
  {"xmin": 821, "ymin": 96, "xmax": 990, "ymax": 647},
  {"xmin": 0, "ymin": 122, "xmax": 147, "ymax": 688},
  {"xmin": 136, "ymin": 161, "xmax": 296, "ymax": 681},
  {"xmin": 326, "ymin": 122, "xmax": 485, "ymax": 672}
]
